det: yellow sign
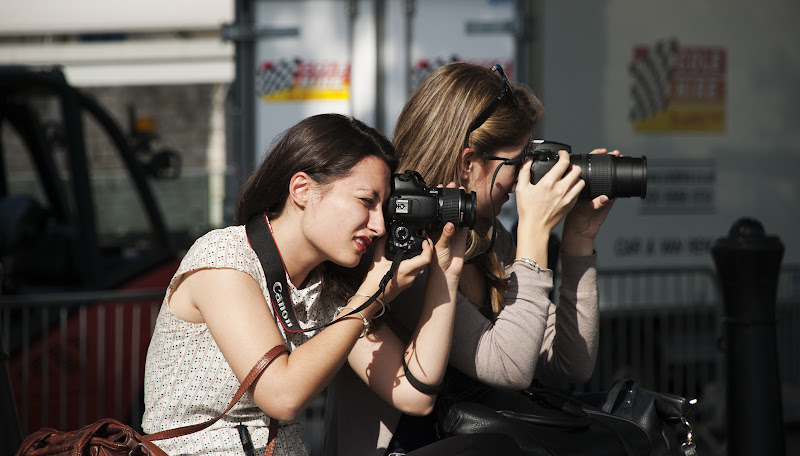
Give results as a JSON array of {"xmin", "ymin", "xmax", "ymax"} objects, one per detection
[
  {"xmin": 257, "ymin": 59, "xmax": 350, "ymax": 102},
  {"xmin": 630, "ymin": 41, "xmax": 726, "ymax": 133}
]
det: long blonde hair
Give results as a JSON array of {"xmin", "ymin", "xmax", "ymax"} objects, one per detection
[{"xmin": 392, "ymin": 62, "xmax": 544, "ymax": 316}]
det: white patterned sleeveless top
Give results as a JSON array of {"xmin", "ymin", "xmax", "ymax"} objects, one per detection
[{"xmin": 142, "ymin": 225, "xmax": 342, "ymax": 455}]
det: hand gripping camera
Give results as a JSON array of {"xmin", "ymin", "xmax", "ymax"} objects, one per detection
[
  {"xmin": 386, "ymin": 170, "xmax": 477, "ymax": 256},
  {"xmin": 527, "ymin": 140, "xmax": 647, "ymax": 200}
]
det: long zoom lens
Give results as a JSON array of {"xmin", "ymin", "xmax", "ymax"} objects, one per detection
[
  {"xmin": 569, "ymin": 154, "xmax": 647, "ymax": 200},
  {"xmin": 531, "ymin": 154, "xmax": 647, "ymax": 200}
]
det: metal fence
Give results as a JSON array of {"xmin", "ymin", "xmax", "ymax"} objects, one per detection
[
  {"xmin": 1, "ymin": 289, "xmax": 164, "ymax": 437},
  {"xmin": 586, "ymin": 265, "xmax": 800, "ymax": 400},
  {"xmin": 3, "ymin": 266, "xmax": 799, "ymax": 454},
  {"xmin": 584, "ymin": 267, "xmax": 723, "ymax": 399},
  {"xmin": 0, "ymin": 288, "xmax": 330, "ymax": 452}
]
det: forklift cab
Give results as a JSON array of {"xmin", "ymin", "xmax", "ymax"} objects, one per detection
[
  {"xmin": 0, "ymin": 66, "xmax": 178, "ymax": 294},
  {"xmin": 1, "ymin": 66, "xmax": 183, "ymax": 437}
]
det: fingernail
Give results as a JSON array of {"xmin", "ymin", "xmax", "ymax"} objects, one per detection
[{"xmin": 599, "ymin": 195, "xmax": 609, "ymax": 204}]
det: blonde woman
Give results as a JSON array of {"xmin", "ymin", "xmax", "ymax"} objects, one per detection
[{"xmin": 325, "ymin": 62, "xmax": 618, "ymax": 455}]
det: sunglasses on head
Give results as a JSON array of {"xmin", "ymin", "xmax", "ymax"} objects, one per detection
[{"xmin": 462, "ymin": 64, "xmax": 519, "ymax": 151}]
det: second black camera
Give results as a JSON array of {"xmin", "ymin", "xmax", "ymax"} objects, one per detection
[{"xmin": 527, "ymin": 140, "xmax": 647, "ymax": 200}]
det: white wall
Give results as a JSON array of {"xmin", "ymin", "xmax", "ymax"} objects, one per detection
[
  {"xmin": 0, "ymin": 0, "xmax": 232, "ymax": 35},
  {"xmin": 0, "ymin": 1, "xmax": 234, "ymax": 86},
  {"xmin": 542, "ymin": 0, "xmax": 800, "ymax": 269}
]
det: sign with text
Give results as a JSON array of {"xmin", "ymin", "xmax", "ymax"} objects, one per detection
[
  {"xmin": 641, "ymin": 159, "xmax": 716, "ymax": 214},
  {"xmin": 630, "ymin": 40, "xmax": 726, "ymax": 132}
]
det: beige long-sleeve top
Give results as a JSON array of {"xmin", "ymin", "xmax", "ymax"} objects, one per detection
[{"xmin": 323, "ymin": 224, "xmax": 600, "ymax": 456}]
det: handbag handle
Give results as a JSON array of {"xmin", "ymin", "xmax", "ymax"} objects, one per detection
[
  {"xmin": 142, "ymin": 344, "xmax": 289, "ymax": 455},
  {"xmin": 601, "ymin": 378, "xmax": 636, "ymax": 413}
]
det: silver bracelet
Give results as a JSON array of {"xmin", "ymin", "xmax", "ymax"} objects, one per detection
[
  {"xmin": 350, "ymin": 293, "xmax": 388, "ymax": 318},
  {"xmin": 336, "ymin": 306, "xmax": 370, "ymax": 338},
  {"xmin": 514, "ymin": 257, "xmax": 542, "ymax": 272}
]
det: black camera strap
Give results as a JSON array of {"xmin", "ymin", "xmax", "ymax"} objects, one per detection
[
  {"xmin": 245, "ymin": 213, "xmax": 401, "ymax": 334},
  {"xmin": 464, "ymin": 159, "xmax": 514, "ymax": 284}
]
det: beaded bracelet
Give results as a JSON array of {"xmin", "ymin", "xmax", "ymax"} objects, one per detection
[
  {"xmin": 336, "ymin": 306, "xmax": 370, "ymax": 338},
  {"xmin": 514, "ymin": 257, "xmax": 542, "ymax": 272}
]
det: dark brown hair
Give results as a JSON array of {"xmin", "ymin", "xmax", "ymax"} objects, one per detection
[
  {"xmin": 236, "ymin": 113, "xmax": 397, "ymax": 223},
  {"xmin": 235, "ymin": 113, "xmax": 397, "ymax": 294}
]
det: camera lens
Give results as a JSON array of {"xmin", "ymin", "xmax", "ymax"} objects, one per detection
[
  {"xmin": 569, "ymin": 154, "xmax": 647, "ymax": 200},
  {"xmin": 439, "ymin": 187, "xmax": 477, "ymax": 229}
]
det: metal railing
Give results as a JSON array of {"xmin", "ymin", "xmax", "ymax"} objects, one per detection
[
  {"xmin": 0, "ymin": 288, "xmax": 328, "ymax": 453},
  {"xmin": 582, "ymin": 267, "xmax": 722, "ymax": 399},
  {"xmin": 584, "ymin": 266, "xmax": 800, "ymax": 398},
  {"xmin": 1, "ymin": 289, "xmax": 164, "ymax": 436}
]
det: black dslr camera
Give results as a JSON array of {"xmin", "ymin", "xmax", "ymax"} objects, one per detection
[
  {"xmin": 386, "ymin": 170, "xmax": 477, "ymax": 256},
  {"xmin": 526, "ymin": 140, "xmax": 647, "ymax": 200}
]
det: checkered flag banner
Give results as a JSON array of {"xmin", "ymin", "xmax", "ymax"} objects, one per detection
[
  {"xmin": 257, "ymin": 58, "xmax": 299, "ymax": 97},
  {"xmin": 256, "ymin": 58, "xmax": 351, "ymax": 101},
  {"xmin": 629, "ymin": 39, "xmax": 679, "ymax": 121}
]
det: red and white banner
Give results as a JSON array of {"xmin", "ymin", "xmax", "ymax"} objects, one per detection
[{"xmin": 630, "ymin": 40, "xmax": 727, "ymax": 132}]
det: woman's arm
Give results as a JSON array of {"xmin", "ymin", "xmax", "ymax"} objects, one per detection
[
  {"xmin": 172, "ymin": 238, "xmax": 434, "ymax": 422},
  {"xmin": 448, "ymin": 227, "xmax": 600, "ymax": 388},
  {"xmin": 444, "ymin": 150, "xmax": 579, "ymax": 389},
  {"xmin": 449, "ymin": 149, "xmax": 614, "ymax": 388},
  {"xmin": 533, "ymin": 148, "xmax": 617, "ymax": 383},
  {"xmin": 536, "ymin": 253, "xmax": 599, "ymax": 384},
  {"xmin": 448, "ymin": 248, "xmax": 555, "ymax": 389},
  {"xmin": 347, "ymin": 222, "xmax": 467, "ymax": 415}
]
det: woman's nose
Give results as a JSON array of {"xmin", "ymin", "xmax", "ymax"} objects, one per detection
[{"xmin": 370, "ymin": 209, "xmax": 386, "ymax": 237}]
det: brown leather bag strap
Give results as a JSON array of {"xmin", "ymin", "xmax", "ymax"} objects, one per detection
[{"xmin": 144, "ymin": 344, "xmax": 289, "ymax": 448}]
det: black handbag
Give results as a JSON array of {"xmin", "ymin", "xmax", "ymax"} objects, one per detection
[
  {"xmin": 578, "ymin": 378, "xmax": 696, "ymax": 456},
  {"xmin": 437, "ymin": 376, "xmax": 696, "ymax": 456}
]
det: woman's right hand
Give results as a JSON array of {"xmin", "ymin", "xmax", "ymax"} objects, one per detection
[
  {"xmin": 359, "ymin": 235, "xmax": 433, "ymax": 303},
  {"xmin": 514, "ymin": 149, "xmax": 584, "ymax": 259}
]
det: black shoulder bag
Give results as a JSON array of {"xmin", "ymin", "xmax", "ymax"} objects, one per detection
[{"xmin": 437, "ymin": 372, "xmax": 697, "ymax": 456}]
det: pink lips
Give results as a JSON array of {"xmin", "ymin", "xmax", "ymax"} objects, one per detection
[{"xmin": 355, "ymin": 236, "xmax": 372, "ymax": 254}]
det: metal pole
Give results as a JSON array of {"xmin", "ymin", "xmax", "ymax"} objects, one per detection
[
  {"xmin": 223, "ymin": 0, "xmax": 256, "ymax": 224},
  {"xmin": 516, "ymin": 0, "xmax": 543, "ymax": 137},
  {"xmin": 347, "ymin": 0, "xmax": 358, "ymax": 116},
  {"xmin": 403, "ymin": 0, "xmax": 416, "ymax": 97},
  {"xmin": 513, "ymin": 0, "xmax": 532, "ymax": 89},
  {"xmin": 711, "ymin": 217, "xmax": 786, "ymax": 456},
  {"xmin": 374, "ymin": 0, "xmax": 386, "ymax": 135},
  {"xmin": 1, "ymin": 263, "xmax": 24, "ymax": 454}
]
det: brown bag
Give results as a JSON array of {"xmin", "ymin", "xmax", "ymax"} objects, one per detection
[{"xmin": 16, "ymin": 344, "xmax": 289, "ymax": 456}]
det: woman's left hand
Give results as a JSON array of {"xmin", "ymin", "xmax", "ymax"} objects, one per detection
[
  {"xmin": 561, "ymin": 148, "xmax": 619, "ymax": 256},
  {"xmin": 429, "ymin": 184, "xmax": 469, "ymax": 285}
]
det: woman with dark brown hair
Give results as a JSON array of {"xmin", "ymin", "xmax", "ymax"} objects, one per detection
[{"xmin": 142, "ymin": 113, "xmax": 486, "ymax": 455}]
